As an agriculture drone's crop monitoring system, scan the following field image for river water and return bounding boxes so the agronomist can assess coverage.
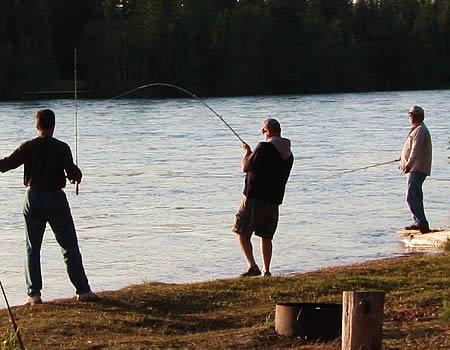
[0,89,448,306]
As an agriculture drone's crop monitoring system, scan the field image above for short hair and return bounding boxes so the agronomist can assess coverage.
[264,118,281,134]
[36,109,55,130]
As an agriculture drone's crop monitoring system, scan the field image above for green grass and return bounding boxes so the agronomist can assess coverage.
[443,300,450,323]
[1,326,20,350]
[0,254,449,349]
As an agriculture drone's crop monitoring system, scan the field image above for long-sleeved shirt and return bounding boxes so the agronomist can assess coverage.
[0,136,82,191]
[400,122,432,176]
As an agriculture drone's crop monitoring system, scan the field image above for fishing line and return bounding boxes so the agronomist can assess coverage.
[107,83,400,183]
[107,83,246,144]
[295,158,400,186]
[0,280,25,350]
[322,158,400,180]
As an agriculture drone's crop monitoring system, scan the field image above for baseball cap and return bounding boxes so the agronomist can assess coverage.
[408,105,424,118]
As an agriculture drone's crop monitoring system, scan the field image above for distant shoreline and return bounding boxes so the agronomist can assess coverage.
[6,86,450,102]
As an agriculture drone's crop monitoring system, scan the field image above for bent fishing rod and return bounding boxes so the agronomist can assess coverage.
[0,280,25,350]
[322,158,400,180]
[107,83,246,144]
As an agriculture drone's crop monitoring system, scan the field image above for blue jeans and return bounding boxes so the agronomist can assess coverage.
[23,190,90,296]
[406,171,429,228]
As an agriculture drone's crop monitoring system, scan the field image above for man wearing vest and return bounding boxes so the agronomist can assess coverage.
[233,118,294,277]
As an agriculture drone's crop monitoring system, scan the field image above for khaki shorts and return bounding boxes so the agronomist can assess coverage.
[232,197,279,240]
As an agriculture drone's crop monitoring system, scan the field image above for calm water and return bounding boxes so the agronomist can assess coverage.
[0,90,448,306]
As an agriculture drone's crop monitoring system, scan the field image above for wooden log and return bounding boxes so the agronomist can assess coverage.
[342,291,385,350]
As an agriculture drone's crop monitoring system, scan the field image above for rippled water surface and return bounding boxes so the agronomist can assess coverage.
[0,90,448,305]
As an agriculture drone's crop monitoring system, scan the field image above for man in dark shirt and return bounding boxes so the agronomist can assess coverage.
[232,118,293,277]
[0,109,98,304]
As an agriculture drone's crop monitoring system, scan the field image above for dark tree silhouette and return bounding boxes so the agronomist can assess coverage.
[0,0,448,99]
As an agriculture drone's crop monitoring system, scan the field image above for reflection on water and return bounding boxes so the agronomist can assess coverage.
[0,90,448,305]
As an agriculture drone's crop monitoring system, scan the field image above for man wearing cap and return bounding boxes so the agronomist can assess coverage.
[399,105,432,234]
[0,109,99,304]
[232,118,294,277]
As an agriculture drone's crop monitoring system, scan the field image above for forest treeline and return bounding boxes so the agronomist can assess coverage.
[1,0,449,99]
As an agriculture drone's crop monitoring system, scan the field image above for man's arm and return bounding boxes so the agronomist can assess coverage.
[63,145,82,183]
[242,142,266,173]
[241,142,253,173]
[0,144,26,173]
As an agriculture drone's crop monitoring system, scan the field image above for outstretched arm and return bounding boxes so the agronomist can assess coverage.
[0,144,26,173]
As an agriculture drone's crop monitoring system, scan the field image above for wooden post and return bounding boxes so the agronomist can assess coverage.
[342,291,385,350]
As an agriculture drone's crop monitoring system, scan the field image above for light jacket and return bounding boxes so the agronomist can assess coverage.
[400,122,432,176]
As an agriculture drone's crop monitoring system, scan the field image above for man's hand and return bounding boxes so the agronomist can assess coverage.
[67,173,82,185]
[242,142,252,156]
[403,165,411,174]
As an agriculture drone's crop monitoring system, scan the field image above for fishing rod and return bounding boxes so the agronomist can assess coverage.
[323,158,400,180]
[74,48,79,195]
[107,83,246,144]
[0,280,25,350]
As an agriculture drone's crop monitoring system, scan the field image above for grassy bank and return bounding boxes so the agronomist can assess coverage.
[1,254,449,349]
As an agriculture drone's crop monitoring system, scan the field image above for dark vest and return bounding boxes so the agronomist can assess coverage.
[243,142,293,205]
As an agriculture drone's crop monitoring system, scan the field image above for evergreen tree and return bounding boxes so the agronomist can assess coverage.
[0,0,449,99]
